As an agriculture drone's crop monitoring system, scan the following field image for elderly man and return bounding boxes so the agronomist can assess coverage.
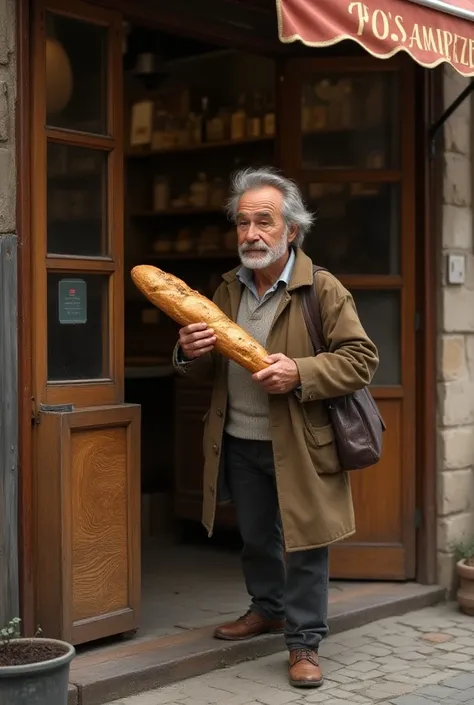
[173,167,378,688]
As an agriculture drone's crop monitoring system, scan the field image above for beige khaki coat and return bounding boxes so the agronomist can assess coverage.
[174,248,379,551]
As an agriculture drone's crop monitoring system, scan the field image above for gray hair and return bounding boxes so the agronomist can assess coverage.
[226,167,314,247]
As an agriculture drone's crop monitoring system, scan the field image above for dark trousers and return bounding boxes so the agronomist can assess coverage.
[225,432,329,651]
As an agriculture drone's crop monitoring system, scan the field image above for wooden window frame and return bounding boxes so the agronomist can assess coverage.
[31,0,124,409]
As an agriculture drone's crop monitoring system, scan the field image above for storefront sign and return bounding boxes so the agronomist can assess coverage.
[58,278,87,324]
[277,0,474,76]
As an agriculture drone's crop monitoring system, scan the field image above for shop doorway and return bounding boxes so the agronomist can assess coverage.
[28,0,418,647]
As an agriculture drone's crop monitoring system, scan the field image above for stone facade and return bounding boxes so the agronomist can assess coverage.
[0,0,15,232]
[437,66,474,591]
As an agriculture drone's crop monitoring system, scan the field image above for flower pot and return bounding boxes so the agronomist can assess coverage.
[0,638,75,704]
[457,559,474,616]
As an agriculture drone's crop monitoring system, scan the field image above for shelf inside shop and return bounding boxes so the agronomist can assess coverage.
[131,207,226,217]
[126,134,274,158]
[145,251,238,261]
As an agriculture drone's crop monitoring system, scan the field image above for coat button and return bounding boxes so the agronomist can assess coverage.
[213,443,219,455]
[210,484,215,495]
[217,408,223,417]
[309,394,315,400]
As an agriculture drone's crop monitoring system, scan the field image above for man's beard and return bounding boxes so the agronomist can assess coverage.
[238,231,289,270]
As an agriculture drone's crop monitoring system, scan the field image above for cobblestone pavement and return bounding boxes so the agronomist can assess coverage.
[108,603,474,705]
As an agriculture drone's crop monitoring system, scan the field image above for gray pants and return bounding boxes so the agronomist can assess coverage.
[224,432,329,651]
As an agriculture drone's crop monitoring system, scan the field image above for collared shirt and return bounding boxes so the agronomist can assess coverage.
[236,247,296,304]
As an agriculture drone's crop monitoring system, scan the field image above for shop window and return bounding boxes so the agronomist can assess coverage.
[300,72,399,170]
[352,290,401,386]
[46,12,107,134]
[47,143,108,256]
[303,182,400,275]
[47,273,109,382]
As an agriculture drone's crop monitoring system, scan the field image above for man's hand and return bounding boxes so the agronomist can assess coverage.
[252,353,300,394]
[179,322,216,360]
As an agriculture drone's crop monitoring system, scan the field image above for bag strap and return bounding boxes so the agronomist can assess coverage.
[301,265,327,355]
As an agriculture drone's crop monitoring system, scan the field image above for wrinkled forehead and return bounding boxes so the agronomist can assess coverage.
[236,186,283,219]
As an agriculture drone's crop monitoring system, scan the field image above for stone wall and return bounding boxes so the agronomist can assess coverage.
[437,66,474,591]
[0,0,17,624]
[0,0,15,231]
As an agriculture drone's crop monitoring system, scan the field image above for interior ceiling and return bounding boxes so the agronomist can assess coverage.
[126,26,221,67]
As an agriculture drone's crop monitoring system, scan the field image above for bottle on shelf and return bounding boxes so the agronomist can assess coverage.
[189,172,209,208]
[207,102,226,143]
[263,94,276,137]
[201,96,210,143]
[187,112,199,145]
[209,177,226,208]
[231,93,247,141]
[247,92,263,139]
[151,100,169,151]
[153,175,170,212]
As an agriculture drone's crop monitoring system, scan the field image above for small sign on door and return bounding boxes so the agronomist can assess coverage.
[58,278,87,324]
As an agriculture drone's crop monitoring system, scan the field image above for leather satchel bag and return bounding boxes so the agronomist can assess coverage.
[301,266,386,471]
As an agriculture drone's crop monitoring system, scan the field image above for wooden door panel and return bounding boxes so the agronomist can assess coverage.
[349,399,402,543]
[71,425,129,622]
[36,404,140,645]
[278,55,416,580]
[330,399,409,580]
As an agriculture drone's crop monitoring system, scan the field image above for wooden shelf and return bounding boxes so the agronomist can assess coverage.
[131,207,225,217]
[146,251,237,261]
[302,123,385,136]
[126,134,274,158]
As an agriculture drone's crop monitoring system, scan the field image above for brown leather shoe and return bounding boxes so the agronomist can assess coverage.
[214,610,284,641]
[288,649,323,688]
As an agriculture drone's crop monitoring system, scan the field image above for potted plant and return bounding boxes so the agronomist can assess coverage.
[0,618,75,704]
[454,538,474,615]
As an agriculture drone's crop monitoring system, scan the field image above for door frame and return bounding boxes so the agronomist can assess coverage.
[16,0,439,634]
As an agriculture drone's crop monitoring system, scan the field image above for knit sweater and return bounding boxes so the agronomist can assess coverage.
[225,284,285,441]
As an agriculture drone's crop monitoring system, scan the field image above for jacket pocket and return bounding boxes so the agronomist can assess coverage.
[304,421,341,475]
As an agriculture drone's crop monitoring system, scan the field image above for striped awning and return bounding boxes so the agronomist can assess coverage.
[277,0,474,75]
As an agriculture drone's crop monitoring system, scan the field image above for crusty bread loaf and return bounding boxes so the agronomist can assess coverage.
[131,264,270,373]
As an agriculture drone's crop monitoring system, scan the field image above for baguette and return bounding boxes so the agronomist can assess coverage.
[131,264,270,373]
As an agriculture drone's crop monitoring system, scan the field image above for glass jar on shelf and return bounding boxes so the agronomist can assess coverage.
[175,227,194,253]
[247,92,263,139]
[189,173,209,208]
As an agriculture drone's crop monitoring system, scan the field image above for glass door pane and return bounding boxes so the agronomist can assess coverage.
[302,182,400,274]
[351,290,401,386]
[46,11,107,134]
[301,71,399,170]
[47,273,110,381]
[47,142,108,256]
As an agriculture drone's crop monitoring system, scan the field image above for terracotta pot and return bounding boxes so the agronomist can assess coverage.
[457,559,474,615]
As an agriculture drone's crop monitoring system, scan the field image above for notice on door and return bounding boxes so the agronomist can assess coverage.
[58,278,87,324]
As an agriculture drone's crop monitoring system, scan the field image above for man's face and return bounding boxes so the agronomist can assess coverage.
[235,186,296,270]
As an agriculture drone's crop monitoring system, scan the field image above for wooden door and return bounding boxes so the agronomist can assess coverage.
[31,0,141,644]
[279,56,416,580]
